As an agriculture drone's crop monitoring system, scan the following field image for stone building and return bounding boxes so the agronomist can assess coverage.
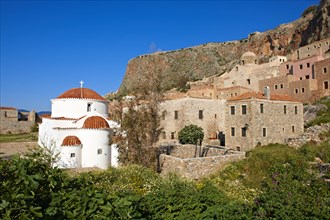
[218,52,286,91]
[259,55,329,102]
[225,90,304,152]
[293,38,330,60]
[0,107,39,134]
[38,86,118,169]
[0,107,18,121]
[159,97,226,145]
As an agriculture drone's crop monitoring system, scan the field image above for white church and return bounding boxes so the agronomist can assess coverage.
[38,82,118,169]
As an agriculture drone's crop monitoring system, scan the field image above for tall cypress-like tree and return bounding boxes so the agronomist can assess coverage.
[110,57,163,170]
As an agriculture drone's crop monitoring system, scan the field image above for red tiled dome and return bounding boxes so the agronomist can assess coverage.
[82,116,110,129]
[61,136,82,146]
[57,88,106,100]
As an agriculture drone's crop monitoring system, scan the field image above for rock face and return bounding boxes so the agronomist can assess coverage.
[119,0,330,96]
[287,123,330,147]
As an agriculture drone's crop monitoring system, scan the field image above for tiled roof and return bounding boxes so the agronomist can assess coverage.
[61,136,82,146]
[57,88,106,100]
[82,116,110,129]
[0,107,17,110]
[228,91,298,102]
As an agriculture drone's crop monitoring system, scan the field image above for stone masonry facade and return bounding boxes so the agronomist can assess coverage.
[225,94,304,152]
[159,144,245,180]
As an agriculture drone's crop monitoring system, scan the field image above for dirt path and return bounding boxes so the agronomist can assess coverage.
[0,142,38,158]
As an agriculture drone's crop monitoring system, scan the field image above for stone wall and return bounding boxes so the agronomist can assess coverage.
[0,120,34,134]
[158,144,245,179]
[225,99,304,151]
[160,153,245,180]
[159,97,226,145]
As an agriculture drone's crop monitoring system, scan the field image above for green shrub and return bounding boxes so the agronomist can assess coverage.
[178,124,204,145]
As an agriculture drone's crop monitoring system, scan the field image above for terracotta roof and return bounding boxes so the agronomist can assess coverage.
[57,88,106,100]
[0,107,17,110]
[228,91,298,102]
[61,136,82,146]
[82,116,110,129]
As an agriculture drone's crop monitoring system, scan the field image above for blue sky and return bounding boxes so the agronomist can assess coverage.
[1,0,319,111]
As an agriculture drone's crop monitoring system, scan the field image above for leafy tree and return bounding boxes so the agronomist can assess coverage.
[178,124,204,145]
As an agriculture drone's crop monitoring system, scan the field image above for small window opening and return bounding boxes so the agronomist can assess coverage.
[307,63,310,68]
[262,128,267,137]
[300,64,303,69]
[295,89,299,94]
[70,153,75,158]
[231,127,235,137]
[174,110,178,119]
[260,103,264,113]
[171,132,175,139]
[302,88,305,93]
[242,105,247,115]
[230,106,235,115]
[284,105,287,114]
[275,85,278,90]
[292,126,295,132]
[324,68,327,73]
[286,64,289,70]
[324,81,329,89]
[87,103,92,112]
[247,79,250,85]
[199,110,203,119]
[241,128,247,137]
[295,106,298,114]
[236,146,241,151]
[305,75,310,79]
[97,149,102,155]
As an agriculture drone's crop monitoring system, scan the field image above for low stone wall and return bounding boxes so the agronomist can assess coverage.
[160,153,245,180]
[169,144,236,158]
[0,120,34,134]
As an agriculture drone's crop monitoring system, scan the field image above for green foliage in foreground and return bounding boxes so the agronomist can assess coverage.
[1,143,329,219]
[0,133,38,143]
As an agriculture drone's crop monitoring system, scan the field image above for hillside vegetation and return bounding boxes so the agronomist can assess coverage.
[1,142,329,219]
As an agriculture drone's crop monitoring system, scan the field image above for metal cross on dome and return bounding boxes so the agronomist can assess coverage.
[80,80,84,88]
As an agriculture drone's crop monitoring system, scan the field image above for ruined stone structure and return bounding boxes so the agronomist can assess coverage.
[159,144,245,180]
[225,91,304,152]
[0,107,18,122]
[0,107,38,134]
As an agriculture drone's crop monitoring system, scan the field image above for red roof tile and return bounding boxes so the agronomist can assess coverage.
[57,88,106,100]
[0,107,17,110]
[228,91,299,102]
[61,136,82,146]
[82,116,109,129]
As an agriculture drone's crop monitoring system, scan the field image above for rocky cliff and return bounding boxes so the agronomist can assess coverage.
[119,0,330,96]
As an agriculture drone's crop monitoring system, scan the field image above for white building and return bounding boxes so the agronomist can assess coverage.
[38,86,118,169]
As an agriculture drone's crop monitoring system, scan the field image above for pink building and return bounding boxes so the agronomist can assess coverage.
[280,56,324,81]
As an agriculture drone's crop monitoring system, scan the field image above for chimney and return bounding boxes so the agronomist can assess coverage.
[264,86,270,100]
